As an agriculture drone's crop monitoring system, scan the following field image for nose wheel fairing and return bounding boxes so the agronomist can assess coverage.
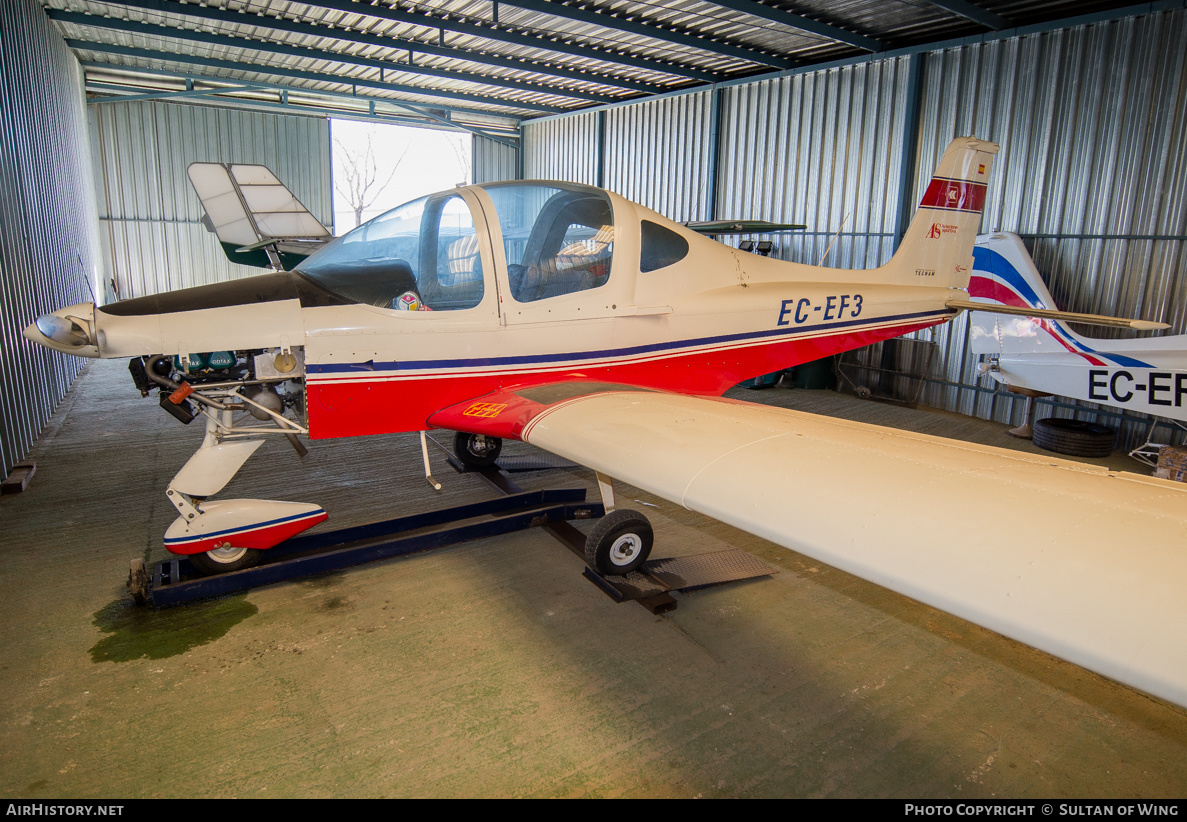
[163,397,325,573]
[164,499,328,555]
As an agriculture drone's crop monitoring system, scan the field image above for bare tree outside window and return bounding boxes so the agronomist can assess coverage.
[331,119,473,233]
[334,127,409,229]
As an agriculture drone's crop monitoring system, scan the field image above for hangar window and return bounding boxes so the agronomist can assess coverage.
[484,183,614,303]
[296,193,483,311]
[639,220,689,272]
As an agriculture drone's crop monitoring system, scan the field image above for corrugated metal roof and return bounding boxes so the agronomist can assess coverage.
[42,0,1155,129]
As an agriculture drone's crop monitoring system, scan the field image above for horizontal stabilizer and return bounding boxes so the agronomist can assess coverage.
[684,219,806,235]
[187,162,331,270]
[946,298,1170,331]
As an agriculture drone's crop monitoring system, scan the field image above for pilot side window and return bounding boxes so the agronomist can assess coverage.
[295,193,483,311]
[639,220,689,272]
[484,183,614,303]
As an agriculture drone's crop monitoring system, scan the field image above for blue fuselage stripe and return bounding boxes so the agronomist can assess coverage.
[164,509,325,544]
[306,309,951,375]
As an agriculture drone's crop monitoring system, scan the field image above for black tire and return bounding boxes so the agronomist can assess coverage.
[1032,417,1115,458]
[585,509,653,576]
[186,545,263,576]
[454,432,503,469]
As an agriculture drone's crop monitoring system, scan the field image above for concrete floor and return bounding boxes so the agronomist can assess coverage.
[1,359,1185,798]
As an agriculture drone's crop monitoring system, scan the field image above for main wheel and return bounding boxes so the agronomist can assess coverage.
[1032,417,1115,458]
[585,509,653,576]
[187,543,263,576]
[454,432,503,469]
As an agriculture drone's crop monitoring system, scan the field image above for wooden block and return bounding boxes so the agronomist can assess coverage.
[1,461,36,494]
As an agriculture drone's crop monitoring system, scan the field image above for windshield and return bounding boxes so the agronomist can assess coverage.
[296,192,483,311]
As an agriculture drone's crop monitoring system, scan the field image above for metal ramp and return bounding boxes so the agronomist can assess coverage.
[448,452,779,615]
[136,446,778,611]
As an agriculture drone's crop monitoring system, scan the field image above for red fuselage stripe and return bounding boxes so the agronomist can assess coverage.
[306,318,945,439]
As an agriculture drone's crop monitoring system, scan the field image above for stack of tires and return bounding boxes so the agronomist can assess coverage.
[1032,417,1115,458]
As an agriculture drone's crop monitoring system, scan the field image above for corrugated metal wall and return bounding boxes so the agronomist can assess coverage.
[912,13,1187,449]
[89,101,332,301]
[522,6,1187,449]
[472,134,520,183]
[0,0,103,480]
[523,110,600,184]
[604,92,714,222]
[718,59,911,269]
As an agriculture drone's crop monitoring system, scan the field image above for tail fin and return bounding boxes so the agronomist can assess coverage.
[965,232,1170,355]
[880,137,1000,287]
[187,162,331,270]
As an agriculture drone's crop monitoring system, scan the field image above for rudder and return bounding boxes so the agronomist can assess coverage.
[881,137,1000,288]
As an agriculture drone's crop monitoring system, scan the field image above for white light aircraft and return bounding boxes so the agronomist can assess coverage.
[969,232,1187,448]
[24,138,1187,709]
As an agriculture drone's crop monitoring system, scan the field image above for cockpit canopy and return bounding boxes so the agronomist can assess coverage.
[296,182,617,311]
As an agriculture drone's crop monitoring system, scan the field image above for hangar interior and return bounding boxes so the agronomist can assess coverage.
[1,0,1186,799]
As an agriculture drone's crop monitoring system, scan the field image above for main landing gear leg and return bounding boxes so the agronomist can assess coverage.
[584,472,652,575]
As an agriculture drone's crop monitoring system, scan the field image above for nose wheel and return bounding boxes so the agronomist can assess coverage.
[585,509,653,575]
[454,432,503,469]
[187,544,263,576]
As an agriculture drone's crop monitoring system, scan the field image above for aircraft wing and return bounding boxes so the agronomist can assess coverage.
[187,162,332,270]
[431,386,1187,708]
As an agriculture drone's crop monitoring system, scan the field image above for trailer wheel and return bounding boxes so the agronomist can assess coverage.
[187,544,263,576]
[454,432,502,469]
[1032,417,1115,458]
[585,509,653,575]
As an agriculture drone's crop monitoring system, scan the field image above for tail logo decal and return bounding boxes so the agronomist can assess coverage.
[920,177,988,213]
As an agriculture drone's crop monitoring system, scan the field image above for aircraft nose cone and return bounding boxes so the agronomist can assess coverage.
[23,302,99,356]
[31,313,91,346]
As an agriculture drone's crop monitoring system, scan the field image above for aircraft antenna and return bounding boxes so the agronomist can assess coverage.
[816,212,850,267]
[75,252,96,304]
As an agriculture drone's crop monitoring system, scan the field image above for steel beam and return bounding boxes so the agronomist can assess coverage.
[50,0,663,95]
[93,0,721,83]
[498,0,794,68]
[52,11,622,105]
[68,40,568,114]
[82,64,522,145]
[893,53,925,247]
[85,82,259,105]
[698,0,882,51]
[920,0,1012,30]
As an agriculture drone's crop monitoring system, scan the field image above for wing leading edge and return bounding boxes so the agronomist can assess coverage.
[431,388,1187,708]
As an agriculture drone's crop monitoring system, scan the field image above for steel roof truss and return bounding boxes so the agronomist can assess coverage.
[95,0,720,82]
[52,11,623,105]
[62,0,663,95]
[69,40,564,114]
[918,0,1012,30]
[497,0,794,68]
[696,0,882,51]
[82,66,521,146]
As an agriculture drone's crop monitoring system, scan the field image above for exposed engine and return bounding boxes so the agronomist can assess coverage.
[128,348,308,454]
